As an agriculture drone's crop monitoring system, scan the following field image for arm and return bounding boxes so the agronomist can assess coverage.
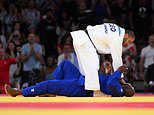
[35,53,45,65]
[110,39,123,72]
[106,65,127,97]
[20,45,33,62]
[107,71,123,97]
[129,43,137,57]
[20,54,30,62]
[34,45,45,65]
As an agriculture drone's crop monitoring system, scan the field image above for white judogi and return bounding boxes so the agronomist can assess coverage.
[70,23,125,90]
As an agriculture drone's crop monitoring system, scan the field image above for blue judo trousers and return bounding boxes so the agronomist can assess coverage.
[22,60,124,97]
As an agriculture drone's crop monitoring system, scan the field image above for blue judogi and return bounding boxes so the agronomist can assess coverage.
[22,60,124,97]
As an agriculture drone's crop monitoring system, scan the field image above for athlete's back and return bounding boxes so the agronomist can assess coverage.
[87,23,125,40]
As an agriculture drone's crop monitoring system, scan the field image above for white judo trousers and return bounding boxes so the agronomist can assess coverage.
[71,30,100,90]
[71,23,125,90]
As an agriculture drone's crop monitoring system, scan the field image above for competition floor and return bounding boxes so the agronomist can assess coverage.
[0,94,154,115]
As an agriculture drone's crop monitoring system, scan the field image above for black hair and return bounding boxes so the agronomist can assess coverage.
[6,40,17,57]
[122,84,135,97]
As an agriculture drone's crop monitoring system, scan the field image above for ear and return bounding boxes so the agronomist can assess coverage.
[124,33,129,38]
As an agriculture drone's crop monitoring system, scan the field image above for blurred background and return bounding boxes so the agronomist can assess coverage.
[0,0,154,94]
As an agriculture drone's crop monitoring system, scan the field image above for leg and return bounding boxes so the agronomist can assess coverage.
[21,80,57,97]
[21,80,82,97]
[5,79,85,97]
[5,80,59,97]
[71,30,100,90]
[52,60,81,80]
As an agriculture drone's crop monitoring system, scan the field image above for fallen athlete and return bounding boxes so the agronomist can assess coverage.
[5,60,135,97]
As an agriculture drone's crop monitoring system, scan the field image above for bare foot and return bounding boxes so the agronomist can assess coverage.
[5,84,21,97]
[93,90,111,97]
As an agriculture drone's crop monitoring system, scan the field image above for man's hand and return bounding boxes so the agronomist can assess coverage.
[29,45,35,56]
[103,61,112,74]
[117,65,128,73]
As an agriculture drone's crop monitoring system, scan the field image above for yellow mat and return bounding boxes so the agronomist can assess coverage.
[0,96,154,115]
[0,96,154,102]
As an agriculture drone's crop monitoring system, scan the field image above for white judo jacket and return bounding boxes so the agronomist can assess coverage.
[71,23,125,90]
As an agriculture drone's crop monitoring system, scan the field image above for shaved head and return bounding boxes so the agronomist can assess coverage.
[122,83,135,97]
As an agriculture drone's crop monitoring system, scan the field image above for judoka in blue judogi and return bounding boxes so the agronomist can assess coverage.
[5,60,135,97]
[22,60,128,97]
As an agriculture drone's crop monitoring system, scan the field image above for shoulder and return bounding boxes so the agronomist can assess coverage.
[35,43,42,48]
[22,43,29,48]
[6,58,16,63]
[142,45,150,51]
[8,58,16,61]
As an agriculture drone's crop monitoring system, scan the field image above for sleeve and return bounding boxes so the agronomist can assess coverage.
[110,39,123,72]
[107,71,123,97]
[35,44,42,54]
[140,48,145,58]
[8,58,17,65]
[110,37,124,78]
[107,71,122,83]
[21,45,27,55]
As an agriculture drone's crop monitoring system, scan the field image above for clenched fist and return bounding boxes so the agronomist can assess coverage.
[117,65,128,73]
